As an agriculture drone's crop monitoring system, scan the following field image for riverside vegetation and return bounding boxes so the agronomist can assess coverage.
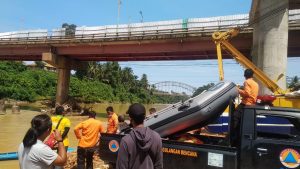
[1,61,298,104]
[0,61,191,104]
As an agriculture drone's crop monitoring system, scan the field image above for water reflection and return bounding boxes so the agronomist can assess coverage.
[0,110,89,168]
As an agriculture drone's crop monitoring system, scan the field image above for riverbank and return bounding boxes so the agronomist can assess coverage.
[0,109,108,169]
[0,103,169,169]
[65,152,112,169]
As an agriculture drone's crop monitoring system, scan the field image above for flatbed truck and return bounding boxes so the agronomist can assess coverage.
[99,104,300,169]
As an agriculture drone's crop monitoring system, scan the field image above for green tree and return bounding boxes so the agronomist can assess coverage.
[87,62,102,80]
[103,62,121,87]
[121,67,135,87]
[62,23,77,37]
[0,61,192,104]
[0,61,27,72]
[288,76,300,91]
[140,74,149,89]
[192,83,215,97]
[35,61,45,69]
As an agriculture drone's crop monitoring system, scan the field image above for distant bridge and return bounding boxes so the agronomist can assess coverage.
[151,81,197,96]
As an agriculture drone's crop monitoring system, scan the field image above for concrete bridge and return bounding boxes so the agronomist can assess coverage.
[0,1,299,104]
[0,10,299,62]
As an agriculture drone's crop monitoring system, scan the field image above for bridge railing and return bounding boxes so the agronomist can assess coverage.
[0,19,249,42]
[74,14,249,37]
[0,10,299,43]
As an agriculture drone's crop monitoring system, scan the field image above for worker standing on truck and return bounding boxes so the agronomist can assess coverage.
[232,69,259,146]
[106,106,119,134]
[238,69,259,106]
[116,103,163,169]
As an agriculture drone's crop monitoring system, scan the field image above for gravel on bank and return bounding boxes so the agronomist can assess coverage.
[64,151,113,169]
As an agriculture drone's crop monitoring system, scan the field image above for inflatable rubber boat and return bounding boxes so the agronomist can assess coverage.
[144,81,238,137]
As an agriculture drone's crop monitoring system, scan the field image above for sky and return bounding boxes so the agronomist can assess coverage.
[0,0,299,88]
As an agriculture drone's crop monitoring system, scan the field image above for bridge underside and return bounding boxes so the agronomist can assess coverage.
[290,0,300,9]
[250,0,300,21]
[0,30,299,62]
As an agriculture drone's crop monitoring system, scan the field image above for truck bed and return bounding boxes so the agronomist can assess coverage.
[99,133,238,169]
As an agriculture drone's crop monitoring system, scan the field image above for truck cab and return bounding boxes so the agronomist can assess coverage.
[239,106,300,169]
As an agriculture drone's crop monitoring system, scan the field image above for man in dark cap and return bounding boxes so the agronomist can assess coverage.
[116,103,163,169]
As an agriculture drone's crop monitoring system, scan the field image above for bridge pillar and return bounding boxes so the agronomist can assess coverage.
[56,68,70,105]
[42,53,71,105]
[251,0,288,94]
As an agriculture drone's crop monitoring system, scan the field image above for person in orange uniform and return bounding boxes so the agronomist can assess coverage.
[106,106,119,134]
[74,111,104,169]
[232,69,259,146]
[237,69,259,106]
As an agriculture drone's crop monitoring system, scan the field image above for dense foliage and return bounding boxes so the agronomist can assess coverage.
[288,76,300,91]
[62,23,77,37]
[192,83,215,97]
[2,61,298,104]
[0,61,188,103]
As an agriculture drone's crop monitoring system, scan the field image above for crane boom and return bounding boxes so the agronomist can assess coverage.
[212,28,285,95]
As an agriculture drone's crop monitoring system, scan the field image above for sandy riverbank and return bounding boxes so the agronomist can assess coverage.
[0,109,110,169]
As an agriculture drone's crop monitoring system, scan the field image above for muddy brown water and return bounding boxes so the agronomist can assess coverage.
[0,104,168,168]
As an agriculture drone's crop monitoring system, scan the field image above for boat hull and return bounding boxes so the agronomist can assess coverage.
[144,81,238,137]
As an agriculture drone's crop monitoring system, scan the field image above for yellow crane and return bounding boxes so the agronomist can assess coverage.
[212,28,300,108]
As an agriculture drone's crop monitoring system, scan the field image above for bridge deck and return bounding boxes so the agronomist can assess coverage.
[0,11,299,61]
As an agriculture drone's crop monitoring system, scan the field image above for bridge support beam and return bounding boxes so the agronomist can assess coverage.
[56,67,70,105]
[251,0,288,94]
[42,52,71,105]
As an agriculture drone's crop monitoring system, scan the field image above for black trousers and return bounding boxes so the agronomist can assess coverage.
[77,146,96,169]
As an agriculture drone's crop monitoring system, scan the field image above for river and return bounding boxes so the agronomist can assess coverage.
[0,103,168,168]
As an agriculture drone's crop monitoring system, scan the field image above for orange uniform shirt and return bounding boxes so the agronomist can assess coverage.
[106,113,118,134]
[74,118,104,148]
[238,78,259,105]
